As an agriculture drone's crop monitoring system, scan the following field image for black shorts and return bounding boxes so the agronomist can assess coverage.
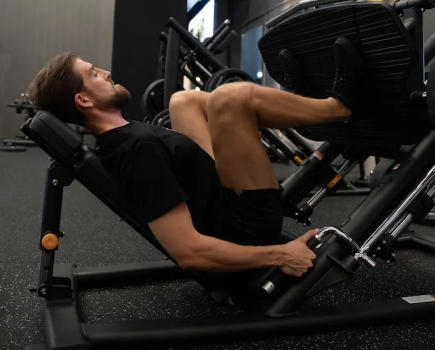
[216,187,284,246]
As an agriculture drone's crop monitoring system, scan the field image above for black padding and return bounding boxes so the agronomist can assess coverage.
[21,111,83,162]
[259,2,430,158]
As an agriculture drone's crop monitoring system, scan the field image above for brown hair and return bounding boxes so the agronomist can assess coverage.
[28,52,85,125]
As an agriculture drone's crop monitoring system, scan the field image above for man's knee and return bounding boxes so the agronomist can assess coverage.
[206,82,257,119]
[169,90,208,115]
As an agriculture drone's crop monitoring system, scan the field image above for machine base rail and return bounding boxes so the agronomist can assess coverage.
[25,263,435,349]
[3,139,35,146]
[76,260,186,288]
[422,211,435,226]
[397,230,435,253]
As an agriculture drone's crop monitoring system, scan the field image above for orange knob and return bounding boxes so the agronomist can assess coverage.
[41,233,59,250]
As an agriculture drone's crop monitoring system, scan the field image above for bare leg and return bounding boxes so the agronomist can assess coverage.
[169,90,214,159]
[207,86,279,193]
[206,82,350,192]
[173,83,349,192]
[209,82,350,130]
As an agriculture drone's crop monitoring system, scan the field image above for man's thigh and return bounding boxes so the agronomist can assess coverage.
[169,90,215,159]
[207,84,284,245]
[208,99,280,194]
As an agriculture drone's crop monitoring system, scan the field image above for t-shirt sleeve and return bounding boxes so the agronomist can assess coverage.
[123,141,188,223]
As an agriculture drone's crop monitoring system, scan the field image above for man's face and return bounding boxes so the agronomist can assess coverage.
[74,58,131,111]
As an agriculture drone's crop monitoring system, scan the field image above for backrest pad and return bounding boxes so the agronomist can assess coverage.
[22,111,83,162]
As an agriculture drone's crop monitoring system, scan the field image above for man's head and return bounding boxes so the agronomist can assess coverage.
[28,52,131,126]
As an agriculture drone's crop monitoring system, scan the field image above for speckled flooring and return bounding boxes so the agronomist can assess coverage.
[1,147,435,350]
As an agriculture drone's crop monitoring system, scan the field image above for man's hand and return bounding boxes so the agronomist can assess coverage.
[279,229,319,277]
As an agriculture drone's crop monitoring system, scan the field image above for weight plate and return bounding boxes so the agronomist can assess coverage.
[158,114,172,129]
[141,80,185,123]
[141,79,166,122]
[204,68,254,93]
[151,109,170,127]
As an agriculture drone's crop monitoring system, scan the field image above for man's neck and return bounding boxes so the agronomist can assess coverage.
[85,111,130,136]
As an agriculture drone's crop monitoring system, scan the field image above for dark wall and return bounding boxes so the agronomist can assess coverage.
[0,0,115,139]
[218,0,296,70]
[112,0,187,121]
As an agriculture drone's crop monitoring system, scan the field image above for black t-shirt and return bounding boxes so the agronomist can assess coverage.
[95,120,223,238]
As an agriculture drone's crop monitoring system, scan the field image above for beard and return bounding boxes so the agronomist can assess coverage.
[97,84,131,110]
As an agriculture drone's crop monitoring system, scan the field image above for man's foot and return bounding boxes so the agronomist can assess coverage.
[328,37,365,118]
[279,49,305,95]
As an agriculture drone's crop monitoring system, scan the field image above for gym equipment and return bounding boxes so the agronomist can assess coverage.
[23,1,435,348]
[141,79,184,123]
[1,94,37,152]
[141,79,166,122]
[203,68,254,92]
[3,94,93,150]
[150,109,172,129]
[142,18,237,123]
[425,32,435,67]
[258,0,435,222]
[156,16,373,194]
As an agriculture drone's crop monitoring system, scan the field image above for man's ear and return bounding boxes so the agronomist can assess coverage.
[74,92,93,109]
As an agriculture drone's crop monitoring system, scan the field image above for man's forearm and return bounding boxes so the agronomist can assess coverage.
[181,234,284,272]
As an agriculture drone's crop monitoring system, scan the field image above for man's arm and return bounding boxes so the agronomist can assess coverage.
[149,202,317,275]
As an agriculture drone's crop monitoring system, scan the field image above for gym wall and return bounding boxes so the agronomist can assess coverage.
[111,0,187,121]
[0,0,115,140]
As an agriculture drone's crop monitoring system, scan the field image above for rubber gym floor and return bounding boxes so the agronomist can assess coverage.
[1,146,435,350]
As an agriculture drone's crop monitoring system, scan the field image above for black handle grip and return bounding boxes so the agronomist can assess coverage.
[307,236,321,250]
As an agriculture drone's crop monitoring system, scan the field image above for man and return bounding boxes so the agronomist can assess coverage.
[28,37,363,291]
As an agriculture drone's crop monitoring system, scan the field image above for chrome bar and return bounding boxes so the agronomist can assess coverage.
[386,182,435,236]
[390,214,414,238]
[307,188,327,208]
[390,183,435,238]
[306,159,359,209]
[360,164,435,254]
[316,227,360,252]
[428,184,435,197]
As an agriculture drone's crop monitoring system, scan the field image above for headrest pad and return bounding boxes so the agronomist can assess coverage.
[21,110,83,162]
